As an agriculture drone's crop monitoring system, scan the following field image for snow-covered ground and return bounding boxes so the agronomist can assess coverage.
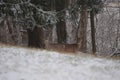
[0,45,120,80]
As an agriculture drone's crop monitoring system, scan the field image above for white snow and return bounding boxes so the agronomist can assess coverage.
[0,45,120,80]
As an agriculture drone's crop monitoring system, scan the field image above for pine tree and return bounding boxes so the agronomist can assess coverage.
[77,0,88,53]
[88,0,103,55]
[0,0,56,48]
[55,0,67,43]
[76,0,103,54]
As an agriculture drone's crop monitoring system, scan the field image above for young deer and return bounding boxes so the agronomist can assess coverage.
[46,41,78,53]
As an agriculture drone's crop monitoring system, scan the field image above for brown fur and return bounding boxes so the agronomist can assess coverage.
[46,43,78,53]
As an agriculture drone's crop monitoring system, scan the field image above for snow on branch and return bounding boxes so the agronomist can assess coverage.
[0,0,31,5]
[0,0,57,29]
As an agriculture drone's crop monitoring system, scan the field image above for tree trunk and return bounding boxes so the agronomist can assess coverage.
[78,4,87,53]
[56,21,66,43]
[90,10,96,55]
[27,27,45,48]
[55,0,67,43]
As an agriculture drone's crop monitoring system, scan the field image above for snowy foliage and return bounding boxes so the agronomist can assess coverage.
[0,0,104,30]
[0,0,57,30]
[76,0,104,13]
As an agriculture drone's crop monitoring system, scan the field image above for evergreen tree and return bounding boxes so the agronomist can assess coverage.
[0,0,56,48]
[76,0,104,54]
[0,0,104,52]
[55,0,67,43]
[88,0,103,55]
[76,0,88,53]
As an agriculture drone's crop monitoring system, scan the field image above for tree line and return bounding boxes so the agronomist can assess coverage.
[0,0,111,55]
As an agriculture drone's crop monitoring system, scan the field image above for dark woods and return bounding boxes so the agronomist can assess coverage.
[1,0,114,55]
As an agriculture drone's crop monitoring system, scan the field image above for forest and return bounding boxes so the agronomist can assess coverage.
[0,0,120,57]
[0,0,120,80]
